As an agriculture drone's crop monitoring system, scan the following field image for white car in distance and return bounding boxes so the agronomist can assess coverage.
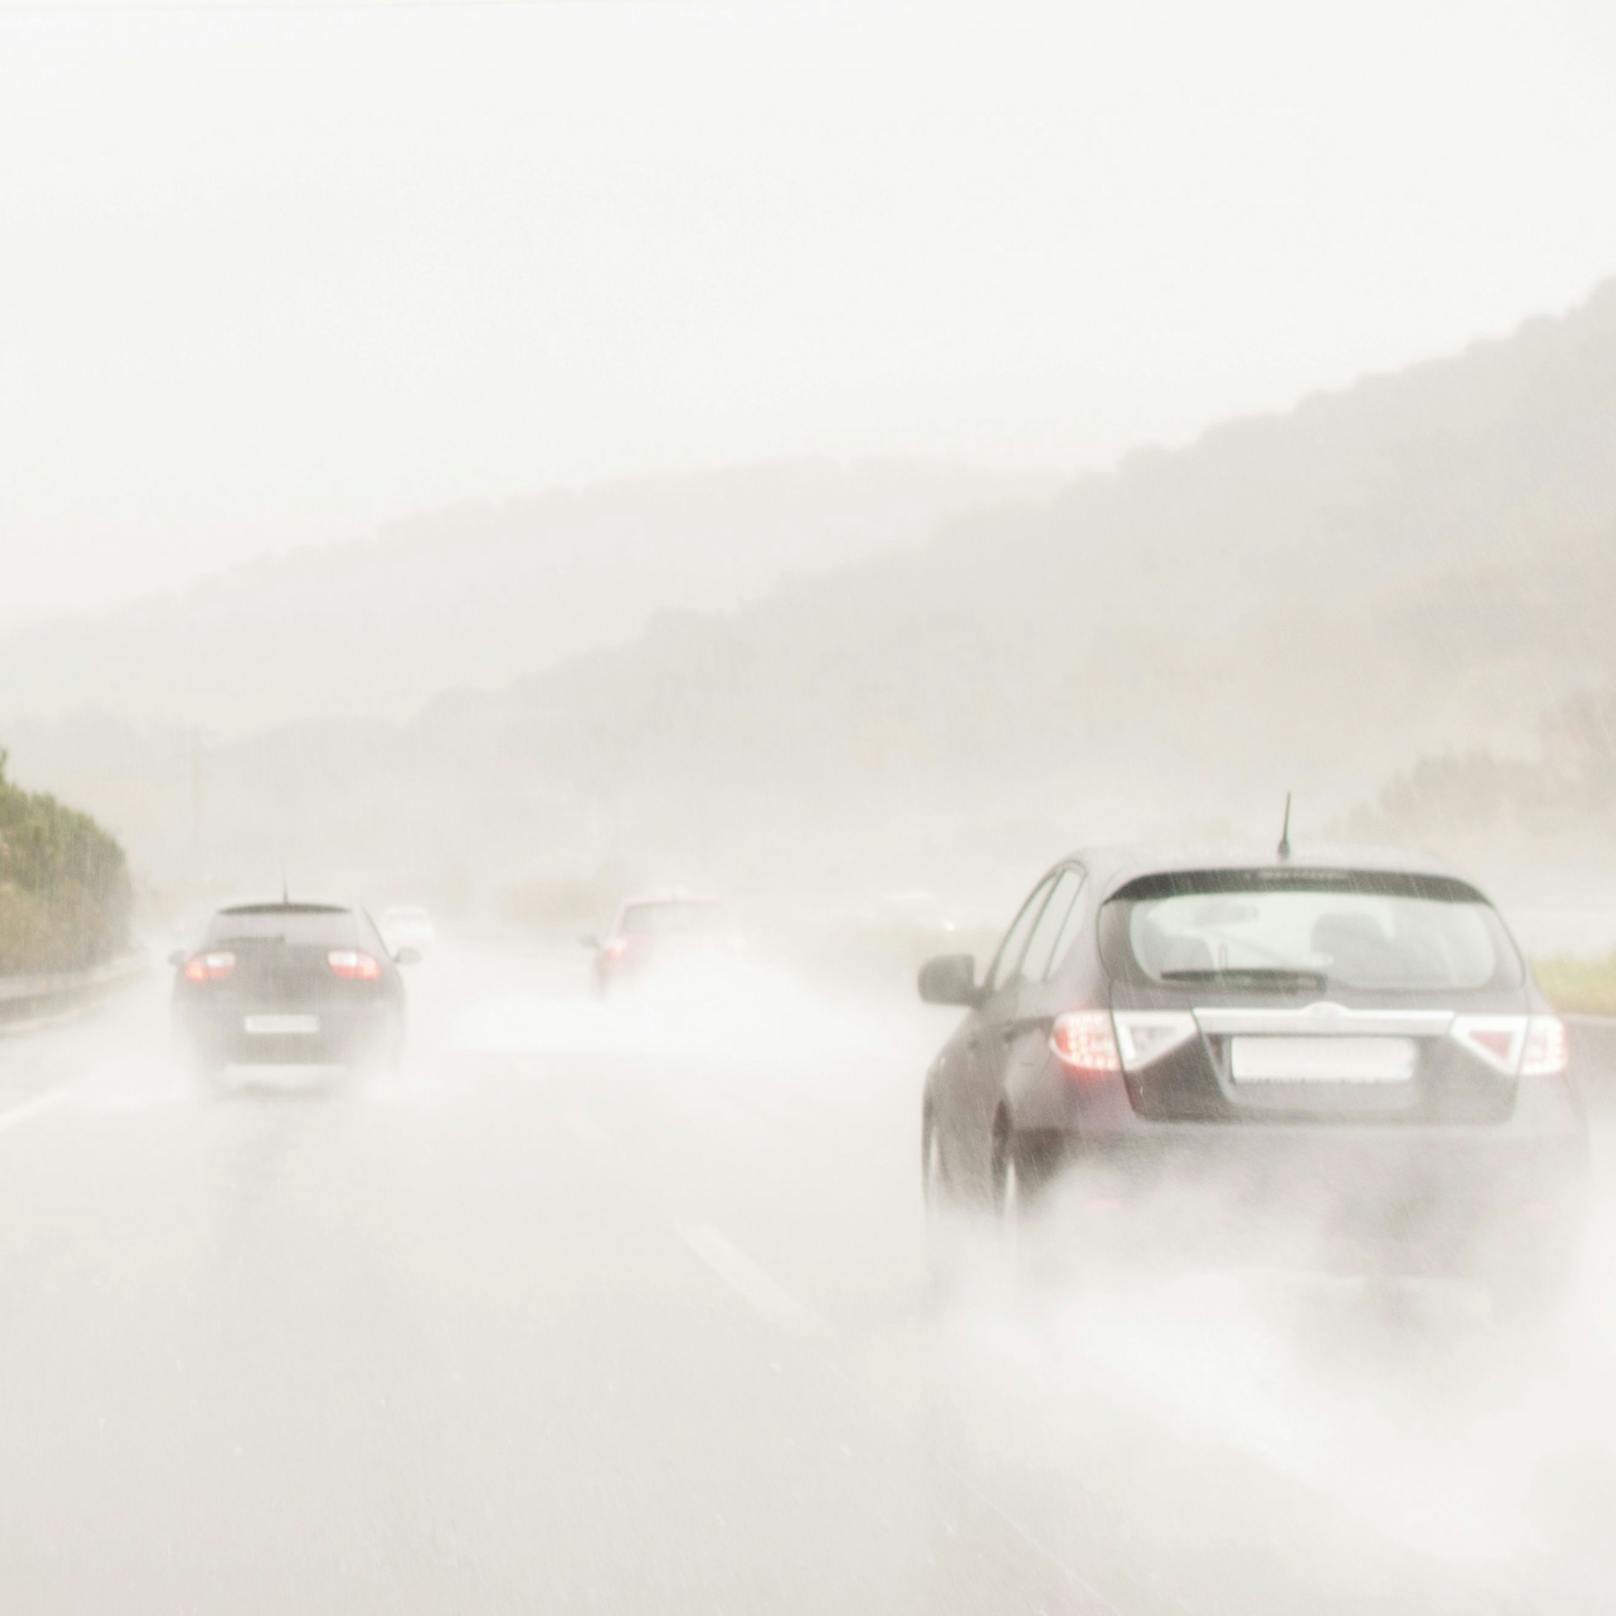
[379,905,437,958]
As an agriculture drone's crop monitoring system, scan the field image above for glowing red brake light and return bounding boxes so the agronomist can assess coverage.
[327,949,382,982]
[183,950,235,983]
[1050,1010,1122,1079]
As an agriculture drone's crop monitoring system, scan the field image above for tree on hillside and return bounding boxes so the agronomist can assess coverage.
[1341,686,1616,851]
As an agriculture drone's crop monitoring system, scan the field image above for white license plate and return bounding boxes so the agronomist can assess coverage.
[244,1013,319,1036]
[1231,1036,1416,1084]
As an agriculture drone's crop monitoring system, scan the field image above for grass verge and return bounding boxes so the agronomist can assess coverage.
[1533,954,1616,1017]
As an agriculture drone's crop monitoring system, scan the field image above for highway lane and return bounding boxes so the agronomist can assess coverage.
[0,950,1609,1613]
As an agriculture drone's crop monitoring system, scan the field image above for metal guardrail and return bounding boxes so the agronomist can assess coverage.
[0,953,148,1030]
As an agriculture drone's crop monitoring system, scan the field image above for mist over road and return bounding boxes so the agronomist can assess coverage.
[0,952,1608,1614]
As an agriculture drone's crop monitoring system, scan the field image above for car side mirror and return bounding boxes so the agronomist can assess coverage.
[579,933,600,950]
[393,947,422,966]
[919,953,981,1007]
[167,948,187,968]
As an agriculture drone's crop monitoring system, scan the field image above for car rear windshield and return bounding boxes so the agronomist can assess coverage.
[1100,869,1523,994]
[620,901,732,936]
[208,905,357,947]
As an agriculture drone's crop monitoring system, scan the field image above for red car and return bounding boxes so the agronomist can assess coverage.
[589,894,745,996]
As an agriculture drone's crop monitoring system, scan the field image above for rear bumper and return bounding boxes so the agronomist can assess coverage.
[174,1001,397,1067]
[1009,1054,1588,1275]
[1030,1121,1586,1276]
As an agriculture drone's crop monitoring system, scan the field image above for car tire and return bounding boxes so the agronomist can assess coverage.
[992,1122,1070,1282]
[922,1110,953,1208]
[992,1123,1063,1218]
[922,1110,974,1295]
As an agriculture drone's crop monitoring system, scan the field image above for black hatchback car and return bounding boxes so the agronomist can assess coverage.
[919,846,1588,1310]
[172,901,414,1079]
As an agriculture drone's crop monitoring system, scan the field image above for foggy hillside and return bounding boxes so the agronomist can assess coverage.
[12,279,1616,905]
[394,277,1616,886]
[0,460,1042,734]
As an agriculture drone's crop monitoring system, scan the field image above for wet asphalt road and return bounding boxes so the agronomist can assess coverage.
[0,948,1610,1614]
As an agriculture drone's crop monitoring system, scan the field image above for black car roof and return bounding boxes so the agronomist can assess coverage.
[1061,844,1479,904]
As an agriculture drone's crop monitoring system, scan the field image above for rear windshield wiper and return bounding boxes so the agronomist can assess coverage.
[1159,967,1329,991]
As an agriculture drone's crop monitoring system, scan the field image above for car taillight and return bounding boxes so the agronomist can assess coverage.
[1450,1014,1568,1077]
[603,937,630,962]
[1521,1015,1569,1077]
[1112,1010,1199,1071]
[1449,1015,1525,1074]
[1050,1011,1122,1079]
[183,950,236,983]
[327,949,382,981]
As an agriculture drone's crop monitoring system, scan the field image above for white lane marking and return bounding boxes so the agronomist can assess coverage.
[678,1222,826,1335]
[0,1084,77,1137]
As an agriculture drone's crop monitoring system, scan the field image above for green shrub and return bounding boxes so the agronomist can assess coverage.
[0,749,131,974]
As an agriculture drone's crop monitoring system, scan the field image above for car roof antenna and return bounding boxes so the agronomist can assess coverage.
[1277,791,1293,862]
[281,862,290,905]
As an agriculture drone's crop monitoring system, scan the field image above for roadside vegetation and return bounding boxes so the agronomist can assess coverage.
[1343,685,1616,855]
[0,750,131,974]
[1534,954,1616,1017]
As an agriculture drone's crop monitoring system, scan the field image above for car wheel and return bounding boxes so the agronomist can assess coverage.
[992,1123,1061,1219]
[990,1122,1029,1270]
[922,1111,953,1208]
[994,1125,1048,1283]
[991,1124,1017,1215]
[992,1122,1070,1281]
[922,1111,974,1294]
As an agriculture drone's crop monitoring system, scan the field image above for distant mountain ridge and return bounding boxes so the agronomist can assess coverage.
[9,278,1616,902]
[0,459,1046,735]
[384,274,1616,889]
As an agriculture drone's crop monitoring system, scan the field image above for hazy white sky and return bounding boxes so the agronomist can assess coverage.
[2,0,1614,626]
